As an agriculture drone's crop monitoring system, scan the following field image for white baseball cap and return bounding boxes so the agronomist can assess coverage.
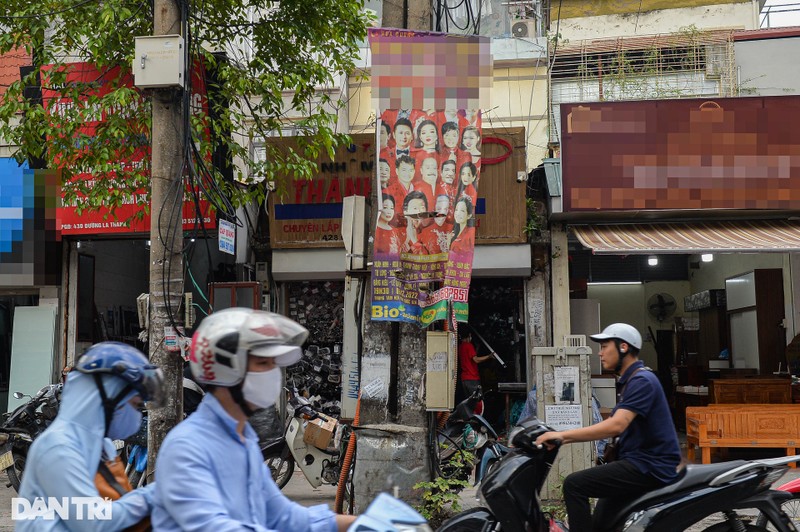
[589,323,642,350]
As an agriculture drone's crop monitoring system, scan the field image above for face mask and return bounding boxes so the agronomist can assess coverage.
[107,401,143,440]
[242,367,283,410]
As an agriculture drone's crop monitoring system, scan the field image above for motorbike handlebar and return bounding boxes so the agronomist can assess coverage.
[535,439,563,451]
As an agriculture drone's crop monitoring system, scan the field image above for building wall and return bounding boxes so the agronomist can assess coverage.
[553,2,757,41]
[735,35,800,96]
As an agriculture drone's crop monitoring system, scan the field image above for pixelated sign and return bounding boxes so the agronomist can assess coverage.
[368,28,492,111]
[368,29,493,326]
[561,96,800,211]
[0,163,61,286]
[39,62,216,234]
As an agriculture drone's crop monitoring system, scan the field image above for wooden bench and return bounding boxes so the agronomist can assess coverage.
[685,404,800,467]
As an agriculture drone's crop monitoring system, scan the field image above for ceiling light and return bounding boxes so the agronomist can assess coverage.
[587,281,643,286]
[648,255,658,266]
[701,253,713,262]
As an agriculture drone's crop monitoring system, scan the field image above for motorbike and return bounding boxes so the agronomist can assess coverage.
[440,417,800,532]
[0,383,63,491]
[431,386,502,485]
[756,473,800,528]
[263,387,354,497]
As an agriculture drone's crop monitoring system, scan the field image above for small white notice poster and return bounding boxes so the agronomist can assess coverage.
[554,365,580,404]
[218,219,236,255]
[545,404,583,431]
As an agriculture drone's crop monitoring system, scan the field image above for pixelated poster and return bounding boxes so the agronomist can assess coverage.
[0,162,61,286]
[561,96,800,211]
[368,30,491,326]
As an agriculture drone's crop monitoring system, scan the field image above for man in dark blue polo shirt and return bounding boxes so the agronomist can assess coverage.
[535,323,681,531]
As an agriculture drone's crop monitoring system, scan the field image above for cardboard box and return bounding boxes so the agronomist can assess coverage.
[303,417,336,449]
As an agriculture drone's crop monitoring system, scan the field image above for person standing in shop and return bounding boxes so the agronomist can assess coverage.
[458,330,494,398]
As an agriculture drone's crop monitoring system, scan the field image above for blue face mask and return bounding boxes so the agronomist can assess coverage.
[107,401,143,440]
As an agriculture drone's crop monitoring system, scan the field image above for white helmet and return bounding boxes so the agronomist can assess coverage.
[189,308,309,386]
[590,323,642,350]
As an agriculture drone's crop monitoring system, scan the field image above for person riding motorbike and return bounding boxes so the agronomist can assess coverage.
[17,341,165,531]
[151,307,357,531]
[534,323,682,531]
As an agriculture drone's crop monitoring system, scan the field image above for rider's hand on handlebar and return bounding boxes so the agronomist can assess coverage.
[534,431,563,450]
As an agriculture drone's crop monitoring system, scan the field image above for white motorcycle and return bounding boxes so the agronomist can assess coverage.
[263,388,355,498]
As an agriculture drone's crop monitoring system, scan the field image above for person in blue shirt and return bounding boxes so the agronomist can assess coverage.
[17,341,164,531]
[151,308,357,531]
[535,323,681,531]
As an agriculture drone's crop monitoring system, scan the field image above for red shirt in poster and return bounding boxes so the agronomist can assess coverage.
[450,226,475,254]
[374,225,404,255]
[420,221,452,254]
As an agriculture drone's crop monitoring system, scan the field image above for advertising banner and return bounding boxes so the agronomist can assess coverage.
[368,29,491,326]
[39,62,215,235]
[372,109,482,325]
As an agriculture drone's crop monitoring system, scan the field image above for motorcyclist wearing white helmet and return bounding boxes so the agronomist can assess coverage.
[535,323,681,531]
[151,308,357,531]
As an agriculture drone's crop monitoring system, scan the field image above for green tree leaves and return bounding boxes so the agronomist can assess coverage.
[0,0,374,220]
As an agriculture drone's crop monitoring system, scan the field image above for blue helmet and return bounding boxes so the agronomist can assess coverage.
[76,342,165,407]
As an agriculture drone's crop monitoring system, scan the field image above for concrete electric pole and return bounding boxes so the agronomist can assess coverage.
[146,0,185,473]
[351,0,433,510]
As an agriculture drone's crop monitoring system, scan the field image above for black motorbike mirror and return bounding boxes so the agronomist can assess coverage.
[12,392,26,400]
[511,417,557,452]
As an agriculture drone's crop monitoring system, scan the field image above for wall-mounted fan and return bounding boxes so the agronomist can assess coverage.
[647,293,677,322]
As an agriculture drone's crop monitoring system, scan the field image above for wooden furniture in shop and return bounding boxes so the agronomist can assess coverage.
[685,404,800,467]
[708,378,792,404]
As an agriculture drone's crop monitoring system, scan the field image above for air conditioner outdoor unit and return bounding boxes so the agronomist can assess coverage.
[512,19,537,39]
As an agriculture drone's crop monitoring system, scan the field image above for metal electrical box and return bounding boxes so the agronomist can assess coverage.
[425,331,457,411]
[341,196,366,271]
[531,346,593,499]
[133,35,185,88]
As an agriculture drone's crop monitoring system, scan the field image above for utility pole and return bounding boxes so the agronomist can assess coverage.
[351,0,433,511]
[147,0,185,473]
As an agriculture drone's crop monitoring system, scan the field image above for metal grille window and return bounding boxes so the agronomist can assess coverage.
[549,30,736,143]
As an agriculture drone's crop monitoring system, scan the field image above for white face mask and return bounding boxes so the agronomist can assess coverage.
[241,367,283,409]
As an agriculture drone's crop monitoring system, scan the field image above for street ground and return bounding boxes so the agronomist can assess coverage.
[0,444,797,530]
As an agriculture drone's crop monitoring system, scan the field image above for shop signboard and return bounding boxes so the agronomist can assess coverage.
[266,136,375,248]
[39,62,215,235]
[561,96,800,212]
[367,29,495,326]
[265,129,526,250]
